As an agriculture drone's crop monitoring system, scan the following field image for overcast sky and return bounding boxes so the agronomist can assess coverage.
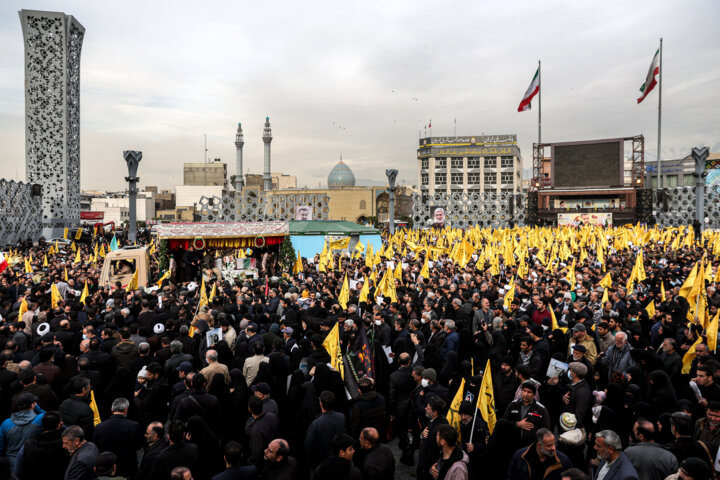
[1,1,718,191]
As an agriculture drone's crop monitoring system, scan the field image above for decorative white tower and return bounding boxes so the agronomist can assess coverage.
[234,122,244,191]
[262,116,272,191]
[19,9,84,238]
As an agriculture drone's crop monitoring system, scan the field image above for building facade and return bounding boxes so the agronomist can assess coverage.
[183,161,227,186]
[89,191,156,225]
[417,134,522,195]
[645,153,720,189]
[20,10,85,238]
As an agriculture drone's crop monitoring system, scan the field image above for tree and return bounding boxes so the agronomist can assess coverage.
[278,236,296,272]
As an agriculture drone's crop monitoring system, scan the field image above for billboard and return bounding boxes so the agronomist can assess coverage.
[558,213,613,227]
[80,211,104,220]
[552,139,624,188]
[294,206,313,220]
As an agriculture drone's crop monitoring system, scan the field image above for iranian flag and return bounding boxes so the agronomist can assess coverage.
[0,252,7,274]
[637,49,660,104]
[518,67,540,112]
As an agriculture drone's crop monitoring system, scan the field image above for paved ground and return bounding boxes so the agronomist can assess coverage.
[387,436,417,479]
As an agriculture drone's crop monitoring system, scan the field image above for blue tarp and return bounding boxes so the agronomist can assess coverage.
[289,234,383,259]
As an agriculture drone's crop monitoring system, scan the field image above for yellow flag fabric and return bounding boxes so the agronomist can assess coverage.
[354,241,365,253]
[645,301,655,318]
[126,269,139,292]
[322,323,344,380]
[420,255,430,279]
[43,255,48,267]
[79,280,89,304]
[446,378,466,437]
[359,276,370,303]
[599,273,612,289]
[73,248,81,264]
[682,335,703,374]
[476,360,497,434]
[64,267,69,282]
[156,271,171,288]
[601,288,609,304]
[679,262,699,299]
[292,251,303,275]
[504,279,516,311]
[338,274,349,310]
[661,282,666,302]
[197,279,209,310]
[51,284,62,308]
[24,258,32,274]
[63,228,69,239]
[707,312,719,353]
[329,237,350,250]
[18,298,28,319]
[90,390,101,426]
[75,227,83,240]
[209,283,217,302]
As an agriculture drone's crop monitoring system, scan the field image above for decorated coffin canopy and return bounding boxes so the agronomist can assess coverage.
[155,221,289,251]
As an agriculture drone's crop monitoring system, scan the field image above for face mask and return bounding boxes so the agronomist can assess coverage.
[82,334,87,340]
[374,320,382,326]
[421,379,430,388]
[592,405,602,424]
[567,370,573,380]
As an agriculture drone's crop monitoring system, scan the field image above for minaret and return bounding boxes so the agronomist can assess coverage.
[234,122,244,191]
[262,116,273,191]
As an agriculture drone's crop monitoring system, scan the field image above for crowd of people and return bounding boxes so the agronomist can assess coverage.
[0,224,719,480]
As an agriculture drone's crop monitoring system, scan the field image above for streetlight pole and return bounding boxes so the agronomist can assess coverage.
[123,150,142,243]
[386,169,398,235]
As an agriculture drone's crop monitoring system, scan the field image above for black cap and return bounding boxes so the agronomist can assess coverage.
[16,393,38,409]
[175,361,193,373]
[94,451,117,476]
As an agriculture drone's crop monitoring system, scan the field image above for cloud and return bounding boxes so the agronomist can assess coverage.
[0,0,718,192]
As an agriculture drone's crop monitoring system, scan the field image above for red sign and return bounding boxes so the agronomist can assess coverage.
[80,211,105,220]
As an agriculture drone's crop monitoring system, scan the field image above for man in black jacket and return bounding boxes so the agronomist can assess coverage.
[173,372,220,431]
[92,397,144,477]
[564,362,592,431]
[305,390,347,468]
[350,377,386,440]
[418,396,448,480]
[359,427,395,480]
[503,381,551,448]
[246,395,279,468]
[16,410,69,480]
[314,433,362,480]
[389,353,416,454]
[151,420,199,480]
[135,421,168,480]
[58,376,95,439]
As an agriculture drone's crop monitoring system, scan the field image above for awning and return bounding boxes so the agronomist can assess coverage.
[155,221,289,239]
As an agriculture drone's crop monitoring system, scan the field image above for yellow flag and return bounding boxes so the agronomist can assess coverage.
[126,269,139,292]
[476,360,497,434]
[18,298,28,319]
[64,266,69,282]
[24,258,32,274]
[601,287,609,304]
[394,262,403,280]
[661,282,666,302]
[197,279,209,310]
[446,378,466,437]
[209,283,217,302]
[420,254,430,279]
[322,323,344,380]
[43,255,48,267]
[292,251,303,275]
[79,280,89,304]
[338,274,349,310]
[156,271,171,288]
[329,237,350,250]
[550,307,568,333]
[504,278,516,311]
[682,335,703,374]
[89,390,101,426]
[51,283,62,308]
[359,276,370,303]
[355,241,365,253]
[599,273,612,289]
[75,227,83,240]
[679,262,699,299]
[645,300,655,318]
[707,312,719,353]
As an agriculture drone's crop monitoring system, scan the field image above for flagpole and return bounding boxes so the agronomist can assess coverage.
[538,60,542,144]
[657,38,663,190]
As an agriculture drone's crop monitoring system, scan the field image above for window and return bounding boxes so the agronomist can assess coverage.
[451,173,463,184]
[484,173,496,184]
[359,200,367,209]
[501,156,514,168]
[421,159,428,169]
[650,177,658,189]
[666,175,678,188]
[451,158,463,168]
[468,173,480,184]
[484,157,496,169]
[501,172,514,184]
[435,173,447,184]
[468,157,480,168]
[436,158,447,168]
[421,173,429,185]
[684,174,694,187]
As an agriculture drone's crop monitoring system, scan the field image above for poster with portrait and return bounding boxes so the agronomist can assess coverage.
[430,206,446,228]
[295,205,313,220]
[558,212,612,227]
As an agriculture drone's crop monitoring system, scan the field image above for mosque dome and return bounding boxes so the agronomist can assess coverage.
[327,159,356,188]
